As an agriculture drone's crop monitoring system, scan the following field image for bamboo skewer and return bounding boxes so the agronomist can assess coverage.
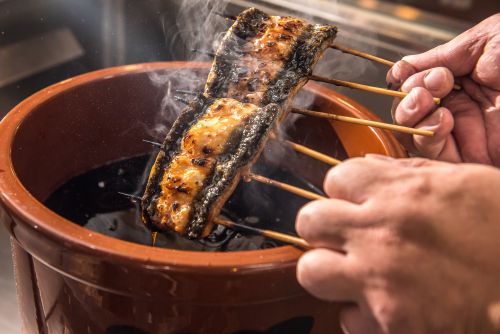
[174,95,191,105]
[208,16,460,91]
[174,90,434,137]
[330,44,461,91]
[116,192,310,248]
[214,217,310,249]
[122,155,327,202]
[331,44,394,67]
[283,139,342,165]
[309,74,441,105]
[117,192,142,201]
[213,11,237,21]
[142,139,162,147]
[144,136,343,166]
[246,173,326,201]
[169,94,347,163]
[189,50,442,104]
[291,107,434,137]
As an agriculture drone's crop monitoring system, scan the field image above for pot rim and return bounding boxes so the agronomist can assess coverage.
[0,61,404,271]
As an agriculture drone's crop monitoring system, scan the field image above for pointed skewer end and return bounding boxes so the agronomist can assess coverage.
[117,192,142,202]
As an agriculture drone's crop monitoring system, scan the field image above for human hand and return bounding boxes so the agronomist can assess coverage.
[296,155,500,333]
[386,13,500,166]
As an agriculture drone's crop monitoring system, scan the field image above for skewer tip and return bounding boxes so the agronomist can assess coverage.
[142,139,162,148]
[190,49,216,58]
[117,192,142,202]
[175,89,198,96]
[213,11,237,21]
[174,95,191,105]
[214,217,310,249]
[291,107,435,137]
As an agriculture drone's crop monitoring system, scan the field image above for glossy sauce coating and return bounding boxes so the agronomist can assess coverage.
[153,98,258,233]
[206,16,308,104]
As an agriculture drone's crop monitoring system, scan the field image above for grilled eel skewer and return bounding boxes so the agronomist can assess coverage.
[142,96,281,238]
[141,8,337,239]
[205,7,337,110]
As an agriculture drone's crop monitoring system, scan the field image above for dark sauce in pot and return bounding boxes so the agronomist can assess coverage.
[43,154,317,251]
[44,111,348,252]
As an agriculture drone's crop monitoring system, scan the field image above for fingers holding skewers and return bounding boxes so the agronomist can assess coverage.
[388,63,458,161]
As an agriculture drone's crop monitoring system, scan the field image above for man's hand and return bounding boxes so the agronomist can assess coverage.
[386,13,500,166]
[296,156,500,333]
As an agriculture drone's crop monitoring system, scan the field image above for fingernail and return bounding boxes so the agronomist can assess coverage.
[391,63,403,84]
[424,68,446,92]
[340,322,351,334]
[421,109,443,131]
[401,90,417,112]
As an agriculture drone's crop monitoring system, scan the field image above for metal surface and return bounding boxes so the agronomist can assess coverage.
[228,0,471,122]
[0,229,19,334]
[0,28,84,88]
[0,0,494,333]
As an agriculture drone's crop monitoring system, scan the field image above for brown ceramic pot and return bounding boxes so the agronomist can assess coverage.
[0,62,406,334]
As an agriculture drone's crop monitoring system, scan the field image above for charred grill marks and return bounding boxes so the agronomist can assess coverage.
[263,24,337,106]
[142,97,279,238]
[205,8,337,108]
[192,158,207,167]
[141,95,210,230]
[142,7,338,238]
[206,8,270,98]
[186,104,280,238]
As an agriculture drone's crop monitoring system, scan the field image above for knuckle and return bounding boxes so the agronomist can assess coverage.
[325,161,353,181]
[439,66,454,82]
[324,164,348,195]
[402,173,432,199]
[296,202,320,239]
[324,166,339,189]
[324,158,366,191]
[376,228,404,249]
[295,204,313,239]
[411,86,433,104]
[296,252,319,287]
[394,88,435,126]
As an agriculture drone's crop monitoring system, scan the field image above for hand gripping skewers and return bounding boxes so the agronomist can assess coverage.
[138,7,442,246]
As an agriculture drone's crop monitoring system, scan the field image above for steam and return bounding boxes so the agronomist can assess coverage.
[174,0,230,54]
[146,0,377,179]
[146,0,230,139]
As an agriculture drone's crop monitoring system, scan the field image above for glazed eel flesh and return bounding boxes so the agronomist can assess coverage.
[205,7,337,110]
[141,8,337,239]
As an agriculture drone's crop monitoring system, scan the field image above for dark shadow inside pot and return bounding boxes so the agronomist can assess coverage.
[1,62,405,334]
[11,66,348,252]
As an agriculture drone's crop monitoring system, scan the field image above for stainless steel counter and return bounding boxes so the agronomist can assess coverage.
[0,227,20,334]
[0,0,485,332]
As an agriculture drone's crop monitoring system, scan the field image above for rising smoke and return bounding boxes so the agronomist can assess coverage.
[147,0,377,172]
[145,0,230,139]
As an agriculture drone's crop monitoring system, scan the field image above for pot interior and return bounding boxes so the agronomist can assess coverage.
[9,62,402,252]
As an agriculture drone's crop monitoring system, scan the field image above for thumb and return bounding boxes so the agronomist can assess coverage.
[402,21,490,76]
[403,39,483,77]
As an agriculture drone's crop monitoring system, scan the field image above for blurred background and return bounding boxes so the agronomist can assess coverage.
[0,0,498,333]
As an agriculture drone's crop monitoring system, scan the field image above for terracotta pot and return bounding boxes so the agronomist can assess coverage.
[0,62,406,334]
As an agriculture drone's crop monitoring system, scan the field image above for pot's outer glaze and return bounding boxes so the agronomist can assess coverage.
[0,62,406,334]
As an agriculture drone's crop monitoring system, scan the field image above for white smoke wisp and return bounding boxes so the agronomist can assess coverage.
[146,0,378,170]
[175,0,230,54]
[266,0,379,167]
[144,0,230,140]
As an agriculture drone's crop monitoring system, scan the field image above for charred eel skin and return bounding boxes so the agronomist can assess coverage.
[141,95,281,239]
[205,7,337,109]
[142,8,337,239]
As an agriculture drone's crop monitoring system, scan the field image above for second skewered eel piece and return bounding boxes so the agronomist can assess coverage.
[142,96,281,239]
[142,7,338,239]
